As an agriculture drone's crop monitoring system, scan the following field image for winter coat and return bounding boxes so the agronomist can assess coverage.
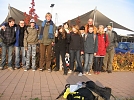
[23,27,38,47]
[96,33,109,56]
[67,32,84,51]
[15,26,27,47]
[83,32,98,53]
[55,32,67,53]
[39,22,56,45]
[0,24,16,46]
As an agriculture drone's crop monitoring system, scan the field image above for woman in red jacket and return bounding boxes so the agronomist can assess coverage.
[94,25,109,74]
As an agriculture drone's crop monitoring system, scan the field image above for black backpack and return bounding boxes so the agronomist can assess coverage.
[85,81,115,100]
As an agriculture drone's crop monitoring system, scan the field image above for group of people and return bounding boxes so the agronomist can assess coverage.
[0,12,118,76]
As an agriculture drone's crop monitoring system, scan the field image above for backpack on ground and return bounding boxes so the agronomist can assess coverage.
[85,81,116,100]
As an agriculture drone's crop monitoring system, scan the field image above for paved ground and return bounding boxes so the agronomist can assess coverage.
[0,69,134,100]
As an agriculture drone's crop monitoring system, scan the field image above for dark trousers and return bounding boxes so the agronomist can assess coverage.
[69,50,83,73]
[55,49,67,73]
[39,43,52,69]
[94,57,104,71]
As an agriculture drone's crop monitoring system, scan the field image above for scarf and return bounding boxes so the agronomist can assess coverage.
[40,20,54,39]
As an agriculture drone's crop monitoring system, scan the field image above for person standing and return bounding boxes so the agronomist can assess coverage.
[94,25,109,74]
[23,19,39,71]
[83,26,98,75]
[75,26,85,71]
[14,20,27,69]
[67,25,83,76]
[38,12,56,72]
[103,23,118,73]
[0,17,16,70]
[54,25,68,75]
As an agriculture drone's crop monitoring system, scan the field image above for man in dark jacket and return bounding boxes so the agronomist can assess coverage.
[103,23,118,73]
[0,17,16,70]
[14,20,27,69]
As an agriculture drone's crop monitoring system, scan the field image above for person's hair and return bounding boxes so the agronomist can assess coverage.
[72,25,80,35]
[86,25,94,33]
[8,17,15,22]
[45,12,52,18]
[97,25,105,34]
[85,24,94,33]
[18,19,24,24]
[63,22,69,28]
[58,25,66,39]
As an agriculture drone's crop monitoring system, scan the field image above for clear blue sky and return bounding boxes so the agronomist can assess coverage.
[0,0,134,35]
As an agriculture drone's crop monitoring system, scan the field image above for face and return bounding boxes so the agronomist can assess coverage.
[88,27,94,33]
[9,21,15,27]
[30,22,35,27]
[88,19,93,25]
[19,21,25,27]
[80,30,85,34]
[46,15,51,21]
[99,26,104,32]
[72,27,77,33]
[64,23,68,29]
[107,26,112,31]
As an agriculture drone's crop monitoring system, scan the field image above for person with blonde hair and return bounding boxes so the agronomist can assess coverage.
[38,12,56,72]
[94,25,109,74]
[67,25,83,76]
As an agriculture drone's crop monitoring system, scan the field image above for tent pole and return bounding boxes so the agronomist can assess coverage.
[93,6,97,26]
[8,4,11,17]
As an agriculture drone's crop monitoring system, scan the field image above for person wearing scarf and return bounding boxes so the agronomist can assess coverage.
[38,12,56,72]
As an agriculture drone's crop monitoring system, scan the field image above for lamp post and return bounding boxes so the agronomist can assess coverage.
[50,4,55,14]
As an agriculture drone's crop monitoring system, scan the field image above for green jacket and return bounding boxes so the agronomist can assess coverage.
[40,23,56,45]
[24,27,38,47]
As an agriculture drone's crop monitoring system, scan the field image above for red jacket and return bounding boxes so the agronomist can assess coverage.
[96,33,109,56]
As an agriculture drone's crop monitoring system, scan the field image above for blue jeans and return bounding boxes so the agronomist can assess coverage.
[84,53,94,72]
[15,47,26,68]
[0,43,14,68]
[26,44,36,69]
[69,50,83,73]
[76,54,84,69]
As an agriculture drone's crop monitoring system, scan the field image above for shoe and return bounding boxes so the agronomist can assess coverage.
[32,69,36,71]
[88,73,92,75]
[54,68,59,71]
[97,71,100,75]
[86,72,91,75]
[14,67,19,70]
[68,70,72,73]
[107,70,112,73]
[39,68,43,71]
[8,67,14,71]
[94,71,97,74]
[102,69,106,72]
[24,68,28,71]
[78,72,83,76]
[83,73,86,75]
[0,67,3,70]
[48,69,51,72]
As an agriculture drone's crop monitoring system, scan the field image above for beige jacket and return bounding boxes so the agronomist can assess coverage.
[24,27,38,47]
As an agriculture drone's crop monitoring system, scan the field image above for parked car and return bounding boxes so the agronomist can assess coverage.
[115,42,134,54]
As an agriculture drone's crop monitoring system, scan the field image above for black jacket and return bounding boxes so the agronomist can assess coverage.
[67,32,84,51]
[0,24,16,46]
[55,32,68,53]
